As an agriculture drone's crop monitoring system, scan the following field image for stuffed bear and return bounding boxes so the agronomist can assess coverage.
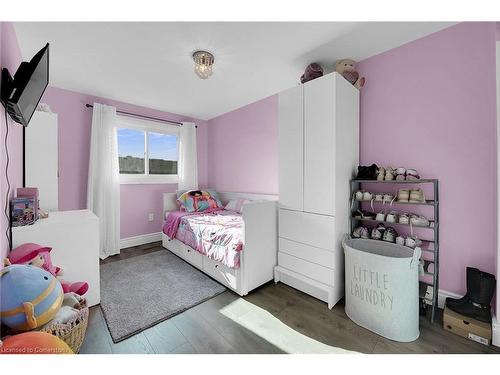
[300,63,324,84]
[335,59,365,89]
[5,243,89,296]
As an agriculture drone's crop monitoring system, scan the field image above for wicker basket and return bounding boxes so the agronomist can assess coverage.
[40,302,89,353]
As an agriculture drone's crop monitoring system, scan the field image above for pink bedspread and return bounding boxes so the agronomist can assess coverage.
[163,209,244,269]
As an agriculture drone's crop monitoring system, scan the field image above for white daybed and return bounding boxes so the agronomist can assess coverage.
[162,191,278,296]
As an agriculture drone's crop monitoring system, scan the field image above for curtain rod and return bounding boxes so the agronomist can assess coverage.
[85,103,186,126]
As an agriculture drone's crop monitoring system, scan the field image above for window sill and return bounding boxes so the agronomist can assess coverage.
[120,175,179,185]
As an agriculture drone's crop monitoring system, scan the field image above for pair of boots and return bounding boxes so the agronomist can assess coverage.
[446,267,496,323]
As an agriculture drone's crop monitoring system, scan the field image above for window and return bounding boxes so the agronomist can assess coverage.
[116,115,180,184]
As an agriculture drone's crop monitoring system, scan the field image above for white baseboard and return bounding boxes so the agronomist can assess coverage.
[437,289,462,309]
[120,232,162,250]
[492,315,500,347]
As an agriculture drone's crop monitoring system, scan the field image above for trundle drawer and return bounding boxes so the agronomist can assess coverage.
[279,209,336,250]
[168,241,203,269]
[279,238,335,269]
[278,252,334,286]
[203,256,240,290]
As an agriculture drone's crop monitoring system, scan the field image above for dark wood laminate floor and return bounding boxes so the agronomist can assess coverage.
[81,243,500,354]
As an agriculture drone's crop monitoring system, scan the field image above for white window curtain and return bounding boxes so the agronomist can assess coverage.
[178,122,198,191]
[87,103,121,259]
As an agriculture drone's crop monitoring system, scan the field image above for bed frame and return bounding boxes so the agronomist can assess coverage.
[162,191,278,296]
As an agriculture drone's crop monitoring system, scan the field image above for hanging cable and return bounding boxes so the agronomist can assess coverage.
[4,109,11,251]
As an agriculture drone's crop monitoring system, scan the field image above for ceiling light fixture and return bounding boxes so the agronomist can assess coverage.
[193,50,214,79]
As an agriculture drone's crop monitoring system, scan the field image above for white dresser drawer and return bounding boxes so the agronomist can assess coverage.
[203,256,240,290]
[278,252,335,286]
[279,238,335,269]
[279,209,335,250]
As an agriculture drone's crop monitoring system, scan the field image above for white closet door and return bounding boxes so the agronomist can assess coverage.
[304,74,336,216]
[278,85,304,211]
[25,111,59,212]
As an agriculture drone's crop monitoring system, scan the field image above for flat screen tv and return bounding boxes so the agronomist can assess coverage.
[1,43,49,126]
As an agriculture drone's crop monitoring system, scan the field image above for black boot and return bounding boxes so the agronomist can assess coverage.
[449,269,496,323]
[445,267,480,308]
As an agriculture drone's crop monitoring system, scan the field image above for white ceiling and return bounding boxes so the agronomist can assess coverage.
[14,22,454,120]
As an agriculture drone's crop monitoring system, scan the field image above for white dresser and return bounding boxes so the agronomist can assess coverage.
[274,72,359,309]
[12,210,101,306]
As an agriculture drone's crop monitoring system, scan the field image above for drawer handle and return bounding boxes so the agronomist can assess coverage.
[187,249,191,253]
[215,264,219,268]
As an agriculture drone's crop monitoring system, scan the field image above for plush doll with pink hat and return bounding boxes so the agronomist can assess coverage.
[4,243,89,296]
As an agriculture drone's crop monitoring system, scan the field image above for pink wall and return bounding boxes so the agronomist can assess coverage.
[41,87,209,239]
[207,95,278,194]
[0,22,23,261]
[357,22,497,294]
[206,22,498,295]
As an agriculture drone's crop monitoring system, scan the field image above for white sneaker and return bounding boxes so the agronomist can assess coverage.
[410,214,430,227]
[398,213,410,224]
[409,188,425,203]
[386,211,398,223]
[354,191,363,201]
[397,189,410,202]
[383,194,394,204]
[375,212,386,221]
[395,236,405,246]
[405,236,422,248]
[362,192,373,201]
[376,167,385,181]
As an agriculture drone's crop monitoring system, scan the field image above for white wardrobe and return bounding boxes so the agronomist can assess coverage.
[274,72,359,309]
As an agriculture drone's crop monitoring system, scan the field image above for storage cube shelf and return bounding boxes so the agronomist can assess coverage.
[349,178,440,323]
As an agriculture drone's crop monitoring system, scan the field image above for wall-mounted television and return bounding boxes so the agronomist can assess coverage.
[1,43,49,126]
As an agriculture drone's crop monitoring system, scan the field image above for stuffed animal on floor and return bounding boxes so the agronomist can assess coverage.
[300,63,324,84]
[0,265,64,331]
[335,59,365,89]
[4,243,89,296]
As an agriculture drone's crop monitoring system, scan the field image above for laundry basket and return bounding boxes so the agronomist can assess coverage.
[342,237,421,342]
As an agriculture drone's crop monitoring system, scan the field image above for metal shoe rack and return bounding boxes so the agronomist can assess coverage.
[349,178,440,323]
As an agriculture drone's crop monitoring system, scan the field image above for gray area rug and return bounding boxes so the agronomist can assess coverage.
[100,250,226,342]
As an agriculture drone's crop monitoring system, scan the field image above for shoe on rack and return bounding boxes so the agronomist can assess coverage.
[374,193,384,202]
[410,214,430,227]
[354,191,364,201]
[356,164,379,180]
[397,189,410,202]
[353,226,369,239]
[384,167,395,181]
[375,212,386,222]
[406,168,420,181]
[409,188,425,203]
[386,211,398,223]
[405,236,422,249]
[371,224,386,240]
[398,213,410,224]
[376,167,385,181]
[354,210,376,220]
[395,236,405,246]
[446,268,496,323]
[362,192,373,201]
[383,194,395,204]
[382,227,398,243]
[395,167,406,181]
